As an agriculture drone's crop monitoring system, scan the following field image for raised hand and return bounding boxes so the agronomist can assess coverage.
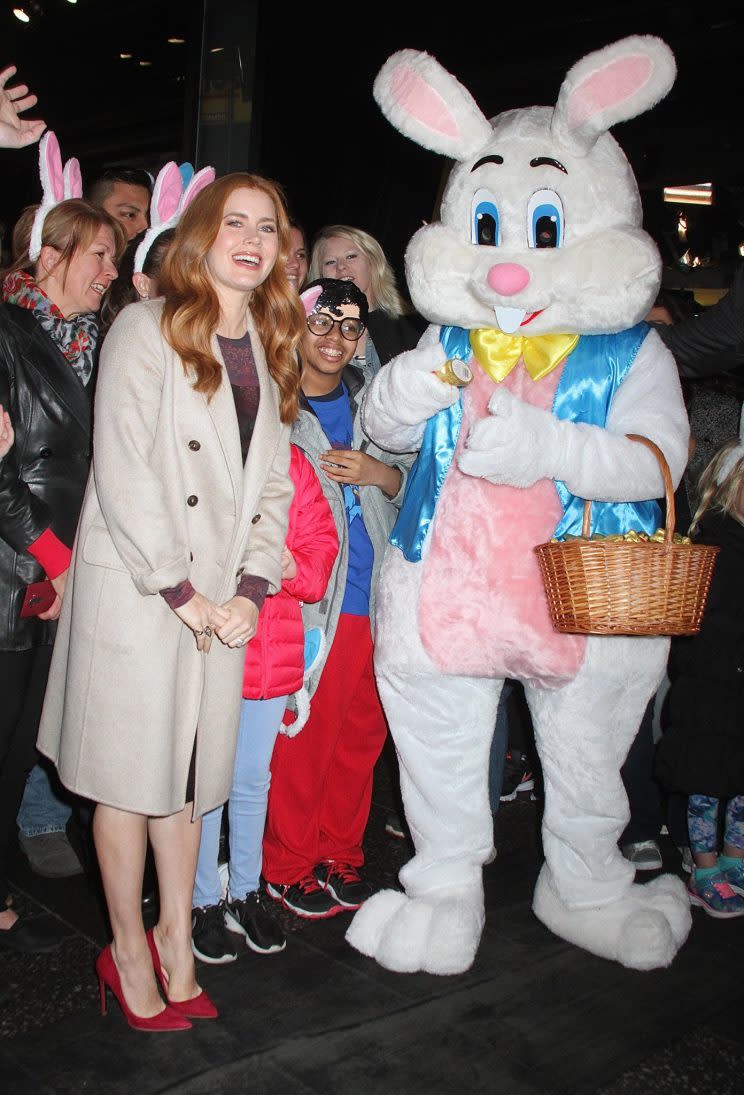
[0,66,45,149]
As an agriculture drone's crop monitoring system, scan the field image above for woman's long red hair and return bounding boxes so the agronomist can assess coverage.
[159,173,303,422]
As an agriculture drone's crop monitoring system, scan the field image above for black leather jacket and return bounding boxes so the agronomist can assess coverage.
[0,302,93,650]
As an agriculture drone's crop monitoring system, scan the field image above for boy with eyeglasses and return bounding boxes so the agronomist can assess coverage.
[263,278,410,918]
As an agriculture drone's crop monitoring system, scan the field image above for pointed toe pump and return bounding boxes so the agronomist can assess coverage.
[146,928,219,1020]
[96,945,192,1032]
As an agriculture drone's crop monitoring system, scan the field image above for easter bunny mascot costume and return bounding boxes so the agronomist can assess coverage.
[346,37,692,974]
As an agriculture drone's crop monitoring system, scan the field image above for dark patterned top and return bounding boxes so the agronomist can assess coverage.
[217,330,261,465]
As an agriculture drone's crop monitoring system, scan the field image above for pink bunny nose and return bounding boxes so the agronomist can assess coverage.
[487,263,530,296]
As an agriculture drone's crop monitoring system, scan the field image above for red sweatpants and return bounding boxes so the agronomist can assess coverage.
[263,614,387,884]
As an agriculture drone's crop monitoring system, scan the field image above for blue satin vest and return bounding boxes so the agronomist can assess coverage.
[390,323,659,562]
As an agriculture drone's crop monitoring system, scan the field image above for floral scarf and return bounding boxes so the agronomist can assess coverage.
[2,270,98,387]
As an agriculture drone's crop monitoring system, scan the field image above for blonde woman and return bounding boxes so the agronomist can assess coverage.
[38,173,303,1029]
[309,224,424,375]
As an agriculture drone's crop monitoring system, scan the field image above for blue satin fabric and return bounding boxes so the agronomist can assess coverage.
[389,327,466,561]
[389,322,660,562]
[552,323,661,539]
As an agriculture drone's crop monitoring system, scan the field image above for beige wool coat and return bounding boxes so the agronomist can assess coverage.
[37,299,292,817]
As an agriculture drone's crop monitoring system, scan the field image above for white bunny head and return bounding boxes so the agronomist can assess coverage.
[133,162,216,274]
[374,37,676,336]
[29,131,84,262]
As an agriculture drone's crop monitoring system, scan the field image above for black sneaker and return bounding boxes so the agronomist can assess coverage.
[265,874,342,919]
[499,751,535,802]
[191,901,238,964]
[314,861,372,909]
[224,890,286,954]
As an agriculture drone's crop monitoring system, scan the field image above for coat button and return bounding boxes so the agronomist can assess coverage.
[188,440,201,451]
[187,495,198,507]
[251,513,261,524]
[40,447,52,458]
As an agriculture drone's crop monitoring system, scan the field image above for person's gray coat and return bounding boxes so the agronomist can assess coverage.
[290,364,411,699]
[37,298,292,817]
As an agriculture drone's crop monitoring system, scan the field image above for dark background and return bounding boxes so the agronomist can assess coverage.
[2,0,744,282]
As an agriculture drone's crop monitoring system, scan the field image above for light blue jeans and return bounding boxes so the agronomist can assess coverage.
[17,762,71,837]
[193,695,287,908]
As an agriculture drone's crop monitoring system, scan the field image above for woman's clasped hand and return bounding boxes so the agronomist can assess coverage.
[174,593,258,652]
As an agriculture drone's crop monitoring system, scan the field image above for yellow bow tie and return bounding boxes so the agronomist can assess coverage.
[469,328,579,384]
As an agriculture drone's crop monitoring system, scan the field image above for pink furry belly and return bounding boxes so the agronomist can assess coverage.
[418,360,586,687]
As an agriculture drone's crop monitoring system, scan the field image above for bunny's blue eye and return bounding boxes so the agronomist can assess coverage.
[527,189,563,248]
[471,188,500,247]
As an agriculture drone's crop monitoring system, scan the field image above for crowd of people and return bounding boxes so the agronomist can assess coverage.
[1,58,744,1032]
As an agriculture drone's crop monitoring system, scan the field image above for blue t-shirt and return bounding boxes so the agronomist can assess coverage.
[307,382,374,616]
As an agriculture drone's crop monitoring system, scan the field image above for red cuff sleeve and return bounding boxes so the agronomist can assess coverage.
[26,527,72,580]
[160,579,196,610]
[236,574,269,612]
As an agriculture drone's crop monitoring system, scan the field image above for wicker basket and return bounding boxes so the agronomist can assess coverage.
[534,434,718,636]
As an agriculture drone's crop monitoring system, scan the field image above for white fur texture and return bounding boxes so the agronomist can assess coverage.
[348,38,690,977]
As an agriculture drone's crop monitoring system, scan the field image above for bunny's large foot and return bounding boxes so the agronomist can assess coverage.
[346,887,484,975]
[532,867,691,970]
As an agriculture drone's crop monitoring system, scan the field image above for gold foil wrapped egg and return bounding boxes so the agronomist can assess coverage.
[433,358,473,387]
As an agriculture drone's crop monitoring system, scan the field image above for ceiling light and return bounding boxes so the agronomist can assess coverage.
[13,8,31,22]
[120,52,132,59]
[138,60,152,67]
[210,46,224,53]
[663,183,713,207]
[168,37,185,44]
[65,0,77,5]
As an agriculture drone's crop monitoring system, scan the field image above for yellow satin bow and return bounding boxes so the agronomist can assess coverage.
[470,328,579,384]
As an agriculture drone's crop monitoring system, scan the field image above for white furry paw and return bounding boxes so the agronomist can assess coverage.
[346,889,485,975]
[532,868,690,971]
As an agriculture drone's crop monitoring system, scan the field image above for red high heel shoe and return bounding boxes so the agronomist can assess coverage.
[146,928,218,1019]
[95,945,192,1031]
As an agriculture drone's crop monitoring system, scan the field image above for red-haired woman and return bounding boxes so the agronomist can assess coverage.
[0,198,123,953]
[38,174,303,1030]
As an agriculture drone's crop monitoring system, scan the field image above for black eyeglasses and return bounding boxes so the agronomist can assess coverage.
[306,313,365,341]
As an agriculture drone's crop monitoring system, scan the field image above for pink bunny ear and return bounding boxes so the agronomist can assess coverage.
[30,131,72,261]
[39,131,65,204]
[63,157,83,200]
[374,50,492,162]
[150,162,183,229]
[552,36,676,156]
[300,285,323,316]
[180,166,216,213]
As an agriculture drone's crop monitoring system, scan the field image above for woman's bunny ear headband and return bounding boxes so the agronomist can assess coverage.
[716,404,744,485]
[133,162,216,274]
[28,131,83,262]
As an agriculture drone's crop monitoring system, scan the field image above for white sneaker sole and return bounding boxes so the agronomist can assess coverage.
[191,940,238,965]
[223,908,286,954]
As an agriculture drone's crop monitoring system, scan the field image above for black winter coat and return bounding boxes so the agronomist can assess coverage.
[656,509,744,798]
[0,302,92,651]
[658,264,744,379]
[366,309,426,367]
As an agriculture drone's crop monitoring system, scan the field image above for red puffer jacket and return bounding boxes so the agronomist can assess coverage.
[242,445,337,700]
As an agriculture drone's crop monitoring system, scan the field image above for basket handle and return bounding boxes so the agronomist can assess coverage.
[580,434,676,545]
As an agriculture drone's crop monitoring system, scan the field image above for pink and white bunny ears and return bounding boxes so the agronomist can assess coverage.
[373,36,676,161]
[29,131,83,262]
[300,284,323,316]
[133,161,216,274]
